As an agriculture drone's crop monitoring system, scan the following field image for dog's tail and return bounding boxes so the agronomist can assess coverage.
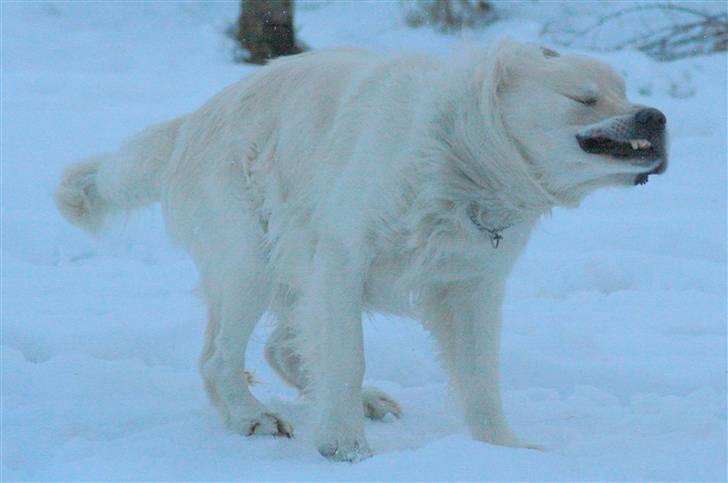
[55,116,184,233]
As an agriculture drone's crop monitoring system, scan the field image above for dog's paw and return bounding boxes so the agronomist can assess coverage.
[318,438,372,462]
[362,386,401,420]
[228,412,293,438]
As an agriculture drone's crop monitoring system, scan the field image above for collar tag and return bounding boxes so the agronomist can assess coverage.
[467,204,508,249]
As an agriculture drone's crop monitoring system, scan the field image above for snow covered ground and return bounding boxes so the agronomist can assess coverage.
[2,1,725,480]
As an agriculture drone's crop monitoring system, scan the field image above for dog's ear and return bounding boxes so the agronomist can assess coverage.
[540,46,560,58]
[493,50,507,96]
[486,40,518,98]
[488,41,556,97]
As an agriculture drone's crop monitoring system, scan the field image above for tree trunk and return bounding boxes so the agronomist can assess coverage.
[235,0,303,65]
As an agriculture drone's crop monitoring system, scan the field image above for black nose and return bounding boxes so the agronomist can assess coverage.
[635,108,666,131]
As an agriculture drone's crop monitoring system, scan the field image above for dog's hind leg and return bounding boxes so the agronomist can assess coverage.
[200,307,224,410]
[264,308,401,421]
[199,250,293,438]
[264,312,310,392]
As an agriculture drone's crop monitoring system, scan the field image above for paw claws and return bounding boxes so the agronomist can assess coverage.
[318,440,372,462]
[274,416,294,438]
[238,412,293,438]
[245,421,260,436]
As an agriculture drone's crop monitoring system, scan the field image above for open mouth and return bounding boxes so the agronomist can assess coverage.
[576,135,660,161]
[576,109,668,186]
[576,134,666,185]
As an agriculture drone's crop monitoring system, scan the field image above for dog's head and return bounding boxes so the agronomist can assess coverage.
[491,41,668,205]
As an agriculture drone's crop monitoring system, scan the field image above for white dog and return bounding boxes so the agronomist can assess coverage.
[55,41,667,461]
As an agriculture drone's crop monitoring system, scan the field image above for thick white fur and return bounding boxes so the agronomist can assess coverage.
[55,41,662,461]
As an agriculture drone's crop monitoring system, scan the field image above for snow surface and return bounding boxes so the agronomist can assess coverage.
[2,1,726,480]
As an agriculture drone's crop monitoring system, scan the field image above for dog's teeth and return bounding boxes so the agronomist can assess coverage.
[628,139,652,150]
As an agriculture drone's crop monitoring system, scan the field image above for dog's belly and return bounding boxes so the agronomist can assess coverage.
[363,259,413,317]
[362,250,491,317]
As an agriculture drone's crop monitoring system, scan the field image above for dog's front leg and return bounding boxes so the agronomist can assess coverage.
[425,284,538,449]
[306,237,370,462]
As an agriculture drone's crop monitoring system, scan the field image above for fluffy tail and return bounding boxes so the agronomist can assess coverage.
[55,117,184,233]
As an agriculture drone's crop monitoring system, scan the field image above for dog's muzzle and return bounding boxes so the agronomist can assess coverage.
[576,107,668,185]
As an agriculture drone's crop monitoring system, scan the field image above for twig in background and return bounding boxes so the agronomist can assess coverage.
[542,3,727,61]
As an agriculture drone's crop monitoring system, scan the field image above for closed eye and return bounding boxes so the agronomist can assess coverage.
[567,95,597,106]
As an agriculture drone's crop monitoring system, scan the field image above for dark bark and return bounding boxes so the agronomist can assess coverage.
[235,0,303,65]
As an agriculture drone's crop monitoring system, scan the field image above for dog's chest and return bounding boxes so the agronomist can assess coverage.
[363,231,527,318]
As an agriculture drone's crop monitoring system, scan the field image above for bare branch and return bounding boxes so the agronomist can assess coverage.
[542,3,727,61]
